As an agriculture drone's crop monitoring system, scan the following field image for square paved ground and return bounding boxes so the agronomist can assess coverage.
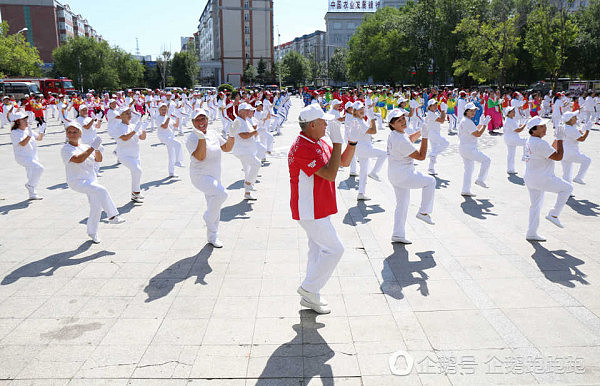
[1,98,599,384]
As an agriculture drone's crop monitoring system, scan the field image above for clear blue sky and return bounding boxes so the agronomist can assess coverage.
[63,0,328,59]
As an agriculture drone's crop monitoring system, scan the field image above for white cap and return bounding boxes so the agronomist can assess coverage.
[464,102,477,110]
[158,102,167,108]
[192,109,208,119]
[526,116,549,130]
[562,111,579,123]
[330,99,341,106]
[65,121,82,131]
[353,101,364,110]
[108,99,116,104]
[387,109,408,120]
[344,101,354,110]
[255,101,262,106]
[238,102,255,111]
[505,105,517,114]
[298,104,335,123]
[11,111,28,121]
[397,96,408,103]
[427,99,438,107]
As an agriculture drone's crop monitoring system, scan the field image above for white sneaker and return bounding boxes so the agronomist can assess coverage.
[300,298,331,314]
[108,215,126,224]
[208,238,223,248]
[174,162,184,168]
[391,237,412,244]
[88,233,101,244]
[28,194,43,201]
[131,193,144,203]
[169,174,180,179]
[297,286,328,306]
[545,215,564,228]
[427,169,437,175]
[461,192,476,197]
[357,193,371,201]
[368,173,381,182]
[474,180,489,188]
[507,170,517,174]
[244,192,258,200]
[526,234,546,242]
[573,177,585,185]
[245,184,257,191]
[416,213,435,225]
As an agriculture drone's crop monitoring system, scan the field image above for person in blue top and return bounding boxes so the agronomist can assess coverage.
[472,93,484,125]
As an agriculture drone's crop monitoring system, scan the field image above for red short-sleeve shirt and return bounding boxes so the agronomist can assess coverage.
[288,133,337,220]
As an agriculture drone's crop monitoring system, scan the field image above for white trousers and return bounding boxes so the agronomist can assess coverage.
[562,152,591,183]
[118,155,142,192]
[357,147,386,194]
[525,176,572,236]
[460,148,490,193]
[47,105,57,118]
[234,153,261,189]
[505,138,526,173]
[160,136,184,174]
[69,179,119,235]
[191,174,228,241]
[389,170,435,239]
[428,131,449,171]
[15,157,44,193]
[298,216,344,294]
[258,130,274,153]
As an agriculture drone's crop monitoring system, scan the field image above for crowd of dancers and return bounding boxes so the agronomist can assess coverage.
[2,84,596,314]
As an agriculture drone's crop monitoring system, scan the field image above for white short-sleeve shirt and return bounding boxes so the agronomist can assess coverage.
[11,128,38,160]
[458,117,478,149]
[524,136,556,179]
[186,130,226,180]
[61,143,96,183]
[387,130,416,169]
[115,122,140,158]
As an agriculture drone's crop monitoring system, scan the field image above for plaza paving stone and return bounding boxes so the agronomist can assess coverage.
[0,98,599,384]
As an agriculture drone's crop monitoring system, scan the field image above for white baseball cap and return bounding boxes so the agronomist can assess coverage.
[344,101,354,110]
[387,109,408,120]
[192,109,208,119]
[66,121,82,131]
[330,99,341,106]
[562,111,579,123]
[526,116,549,130]
[353,101,364,110]
[298,104,334,123]
[505,105,517,114]
[427,99,438,107]
[11,111,28,121]
[238,102,255,111]
[464,102,477,110]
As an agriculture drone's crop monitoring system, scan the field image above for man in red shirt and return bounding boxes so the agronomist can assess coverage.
[288,104,356,314]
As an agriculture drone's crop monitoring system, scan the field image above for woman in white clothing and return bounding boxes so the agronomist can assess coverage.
[61,122,125,243]
[551,94,564,132]
[423,99,448,175]
[560,112,591,188]
[230,102,261,200]
[523,116,572,241]
[255,102,274,160]
[343,102,358,177]
[186,109,235,248]
[387,109,435,244]
[351,101,386,201]
[154,103,185,178]
[458,102,491,196]
[503,106,527,174]
[10,111,45,200]
[115,106,147,203]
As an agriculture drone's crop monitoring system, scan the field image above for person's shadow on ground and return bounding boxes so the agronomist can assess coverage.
[566,197,599,217]
[529,241,588,288]
[144,244,213,302]
[256,310,334,385]
[1,241,114,285]
[380,244,436,299]
[460,197,497,219]
[220,200,253,222]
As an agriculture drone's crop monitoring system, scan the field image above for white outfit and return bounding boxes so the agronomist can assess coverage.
[61,143,119,236]
[458,117,490,193]
[231,117,260,191]
[387,130,435,239]
[186,131,228,242]
[115,122,143,192]
[255,109,274,155]
[424,110,449,173]
[154,114,184,175]
[344,115,358,174]
[352,117,386,195]
[561,124,591,184]
[11,128,44,197]
[503,117,526,173]
[524,136,572,237]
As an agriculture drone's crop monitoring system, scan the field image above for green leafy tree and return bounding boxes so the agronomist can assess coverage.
[524,2,578,86]
[156,51,171,89]
[328,48,348,83]
[570,0,600,79]
[257,58,267,83]
[0,21,43,77]
[171,50,199,88]
[281,51,310,87]
[242,63,257,85]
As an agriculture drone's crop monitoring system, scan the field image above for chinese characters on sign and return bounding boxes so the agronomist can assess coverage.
[328,1,381,12]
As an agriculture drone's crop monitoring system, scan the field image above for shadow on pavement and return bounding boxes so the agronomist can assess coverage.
[337,175,358,190]
[46,182,68,190]
[99,162,121,172]
[380,244,436,299]
[343,202,384,225]
[529,241,588,288]
[507,174,525,186]
[141,176,178,190]
[460,197,497,219]
[256,310,334,385]
[220,200,253,222]
[0,199,31,215]
[226,179,245,190]
[566,197,599,217]
[1,241,114,285]
[144,244,213,302]
[435,176,450,190]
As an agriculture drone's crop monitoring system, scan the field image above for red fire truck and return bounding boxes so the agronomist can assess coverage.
[2,77,75,97]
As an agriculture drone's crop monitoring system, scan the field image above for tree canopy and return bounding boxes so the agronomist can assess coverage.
[0,21,43,78]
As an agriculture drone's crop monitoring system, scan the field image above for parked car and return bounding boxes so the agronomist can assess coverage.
[0,81,43,99]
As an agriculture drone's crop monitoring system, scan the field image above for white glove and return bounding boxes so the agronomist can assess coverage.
[194,128,206,139]
[39,123,47,135]
[90,136,102,150]
[328,122,343,144]
[555,125,565,140]
[480,116,491,126]
[440,102,447,112]
[142,121,149,132]
[420,125,430,139]
[366,109,375,121]
[97,144,105,153]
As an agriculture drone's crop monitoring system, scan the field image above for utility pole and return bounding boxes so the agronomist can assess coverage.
[277,25,282,89]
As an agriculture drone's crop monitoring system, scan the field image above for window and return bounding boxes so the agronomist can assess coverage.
[245,53,250,58]
[244,0,249,8]
[245,38,250,47]
[333,22,342,30]
[245,26,250,34]
[244,12,249,21]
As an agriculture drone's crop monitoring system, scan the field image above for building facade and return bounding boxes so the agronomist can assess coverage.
[196,0,274,87]
[275,30,326,64]
[0,0,101,63]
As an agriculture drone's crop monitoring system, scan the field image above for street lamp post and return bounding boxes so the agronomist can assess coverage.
[17,27,28,34]
[276,25,282,89]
